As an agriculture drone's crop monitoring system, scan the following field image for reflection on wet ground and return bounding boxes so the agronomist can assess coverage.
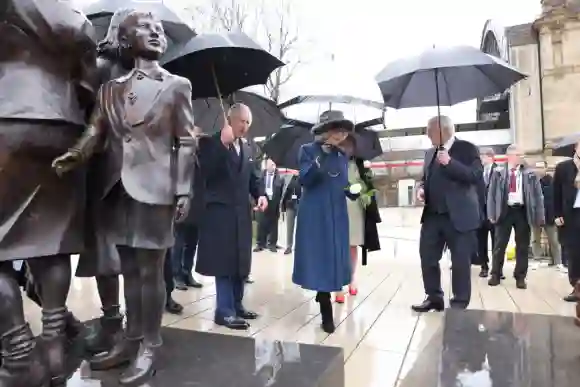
[19,208,576,387]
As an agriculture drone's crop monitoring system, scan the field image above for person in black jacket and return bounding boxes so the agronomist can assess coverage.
[553,142,580,303]
[476,147,497,277]
[254,159,284,252]
[281,171,302,254]
[531,161,561,267]
[171,126,204,290]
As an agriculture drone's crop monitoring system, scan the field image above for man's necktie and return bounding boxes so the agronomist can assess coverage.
[509,168,517,193]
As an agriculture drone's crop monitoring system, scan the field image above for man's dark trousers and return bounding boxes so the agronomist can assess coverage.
[420,213,474,307]
[171,223,199,281]
[215,276,245,318]
[491,206,530,280]
[256,203,279,248]
[164,249,174,300]
[477,220,495,269]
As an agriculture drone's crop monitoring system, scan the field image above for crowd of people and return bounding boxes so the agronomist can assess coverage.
[164,107,382,334]
[412,116,580,313]
[166,107,580,336]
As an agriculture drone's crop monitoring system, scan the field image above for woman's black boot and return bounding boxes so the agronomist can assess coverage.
[316,292,335,334]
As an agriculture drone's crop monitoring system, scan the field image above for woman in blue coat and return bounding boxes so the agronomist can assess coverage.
[293,110,355,333]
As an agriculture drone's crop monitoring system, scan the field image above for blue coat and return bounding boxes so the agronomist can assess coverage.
[292,142,351,292]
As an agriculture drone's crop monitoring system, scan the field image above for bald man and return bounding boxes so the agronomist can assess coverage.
[195,103,268,330]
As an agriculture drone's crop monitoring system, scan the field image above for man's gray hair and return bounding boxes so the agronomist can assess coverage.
[227,103,251,120]
[427,115,455,134]
[479,147,495,157]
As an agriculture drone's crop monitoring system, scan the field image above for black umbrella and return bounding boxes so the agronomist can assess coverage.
[162,32,284,100]
[551,133,580,157]
[82,0,196,45]
[261,123,313,170]
[191,91,286,139]
[375,45,526,109]
[262,117,384,169]
[351,118,384,160]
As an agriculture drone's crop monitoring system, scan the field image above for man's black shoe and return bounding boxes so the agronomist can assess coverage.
[515,278,527,289]
[185,275,203,288]
[253,246,264,252]
[563,292,579,302]
[488,276,500,286]
[214,316,249,330]
[174,279,188,291]
[268,245,277,253]
[237,309,259,320]
[479,268,489,278]
[284,248,292,255]
[411,299,444,313]
[165,298,184,314]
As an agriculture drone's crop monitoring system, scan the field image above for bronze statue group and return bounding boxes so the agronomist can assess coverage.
[0,3,196,386]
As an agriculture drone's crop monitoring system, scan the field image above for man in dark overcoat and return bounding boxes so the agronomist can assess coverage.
[196,103,267,330]
[553,139,580,303]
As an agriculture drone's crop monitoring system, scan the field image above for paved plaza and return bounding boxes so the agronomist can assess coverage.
[22,208,576,387]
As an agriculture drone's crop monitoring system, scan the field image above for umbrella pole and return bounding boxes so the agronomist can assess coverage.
[211,65,227,118]
[434,68,443,150]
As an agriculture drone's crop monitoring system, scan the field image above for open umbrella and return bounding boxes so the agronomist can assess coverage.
[278,95,385,110]
[375,45,526,109]
[262,117,384,170]
[191,91,285,139]
[279,94,385,131]
[162,32,284,101]
[551,133,580,157]
[261,123,313,170]
[82,0,195,44]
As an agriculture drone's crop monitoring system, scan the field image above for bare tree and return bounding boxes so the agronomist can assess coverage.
[194,0,302,104]
[262,1,300,103]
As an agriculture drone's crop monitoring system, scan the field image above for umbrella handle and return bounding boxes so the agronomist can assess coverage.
[211,65,227,120]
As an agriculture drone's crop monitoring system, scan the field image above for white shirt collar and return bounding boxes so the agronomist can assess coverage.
[442,136,455,150]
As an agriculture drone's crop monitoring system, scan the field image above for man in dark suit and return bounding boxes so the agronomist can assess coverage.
[172,126,204,290]
[52,11,195,383]
[281,171,302,254]
[553,141,580,302]
[254,159,284,253]
[196,103,268,330]
[476,147,497,277]
[531,161,561,267]
[412,115,483,312]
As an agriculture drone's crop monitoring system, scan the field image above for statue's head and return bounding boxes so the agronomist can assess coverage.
[97,8,134,60]
[117,11,167,61]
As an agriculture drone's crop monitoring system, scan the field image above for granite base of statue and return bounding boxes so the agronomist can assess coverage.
[63,327,344,386]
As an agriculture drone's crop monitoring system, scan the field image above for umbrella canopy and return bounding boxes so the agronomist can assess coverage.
[279,94,385,129]
[261,123,313,170]
[375,45,526,108]
[162,32,284,99]
[262,117,384,169]
[551,133,580,157]
[82,0,195,45]
[191,91,285,139]
[278,95,385,110]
